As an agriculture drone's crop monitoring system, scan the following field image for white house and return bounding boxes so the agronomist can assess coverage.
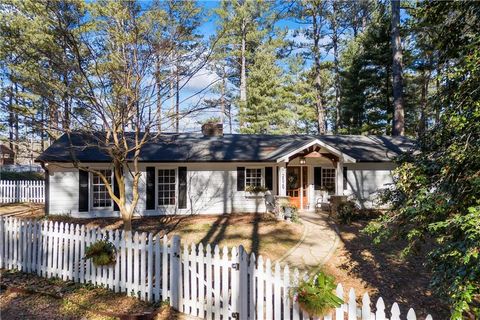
[36,125,413,218]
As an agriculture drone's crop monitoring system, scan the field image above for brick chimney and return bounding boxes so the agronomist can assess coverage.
[201,122,223,137]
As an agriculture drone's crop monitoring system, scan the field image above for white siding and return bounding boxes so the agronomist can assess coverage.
[345,162,396,208]
[47,162,273,217]
[48,166,79,215]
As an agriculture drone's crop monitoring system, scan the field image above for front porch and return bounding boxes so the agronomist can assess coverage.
[272,139,354,211]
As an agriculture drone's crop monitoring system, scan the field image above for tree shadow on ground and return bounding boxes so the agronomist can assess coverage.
[325,218,449,319]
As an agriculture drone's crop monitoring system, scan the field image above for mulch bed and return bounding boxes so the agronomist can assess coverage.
[0,269,196,320]
[323,220,450,319]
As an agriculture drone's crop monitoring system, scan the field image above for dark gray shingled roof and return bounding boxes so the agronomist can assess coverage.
[36,132,415,163]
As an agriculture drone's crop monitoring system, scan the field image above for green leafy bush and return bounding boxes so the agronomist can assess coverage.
[85,240,116,266]
[245,185,268,194]
[292,271,343,317]
[336,201,359,224]
[0,171,44,180]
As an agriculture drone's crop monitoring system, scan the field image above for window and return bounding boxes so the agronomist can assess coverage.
[92,169,112,208]
[322,168,336,192]
[158,169,176,206]
[245,168,262,187]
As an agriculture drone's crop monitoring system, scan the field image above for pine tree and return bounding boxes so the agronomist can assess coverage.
[214,0,274,130]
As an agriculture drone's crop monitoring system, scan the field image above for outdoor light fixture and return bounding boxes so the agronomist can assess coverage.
[300,157,306,165]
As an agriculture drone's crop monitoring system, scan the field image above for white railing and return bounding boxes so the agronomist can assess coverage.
[0,180,44,203]
[0,217,432,320]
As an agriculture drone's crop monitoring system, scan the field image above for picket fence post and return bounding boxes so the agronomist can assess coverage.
[170,235,181,310]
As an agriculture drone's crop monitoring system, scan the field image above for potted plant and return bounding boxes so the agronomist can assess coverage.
[278,199,297,221]
[85,239,117,266]
[291,271,343,318]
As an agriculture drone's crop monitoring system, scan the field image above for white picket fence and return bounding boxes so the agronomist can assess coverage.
[0,216,432,320]
[0,180,44,203]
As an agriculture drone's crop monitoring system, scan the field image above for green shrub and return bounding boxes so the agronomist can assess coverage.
[245,185,268,194]
[292,271,343,317]
[0,171,44,181]
[336,201,359,224]
[85,240,116,266]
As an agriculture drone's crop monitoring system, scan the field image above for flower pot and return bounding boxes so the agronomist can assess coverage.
[284,207,293,219]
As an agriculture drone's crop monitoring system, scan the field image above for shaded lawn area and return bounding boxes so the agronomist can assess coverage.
[0,204,304,262]
[0,203,44,218]
[0,269,197,320]
[323,220,450,319]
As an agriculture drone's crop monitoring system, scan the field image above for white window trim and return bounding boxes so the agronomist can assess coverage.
[156,167,178,208]
[321,168,336,192]
[90,169,114,210]
[245,167,264,189]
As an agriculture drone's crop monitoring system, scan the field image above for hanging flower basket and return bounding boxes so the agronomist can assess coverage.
[85,239,117,266]
[291,271,343,317]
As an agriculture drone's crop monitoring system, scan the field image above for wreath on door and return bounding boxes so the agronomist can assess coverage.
[287,174,298,189]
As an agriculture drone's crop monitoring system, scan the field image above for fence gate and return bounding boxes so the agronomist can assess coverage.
[180,243,246,320]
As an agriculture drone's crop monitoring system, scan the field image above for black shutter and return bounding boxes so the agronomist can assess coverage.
[178,167,187,209]
[79,169,89,212]
[343,167,348,190]
[237,167,245,191]
[146,167,156,210]
[265,167,273,190]
[113,169,120,211]
[45,169,50,215]
[314,167,322,190]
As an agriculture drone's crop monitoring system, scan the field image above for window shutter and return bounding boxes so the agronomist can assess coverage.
[237,167,245,191]
[146,167,155,210]
[314,167,322,190]
[265,167,273,190]
[343,167,348,190]
[79,169,89,212]
[178,167,187,209]
[113,169,120,211]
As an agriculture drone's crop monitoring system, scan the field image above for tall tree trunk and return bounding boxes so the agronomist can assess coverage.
[332,0,340,133]
[40,100,46,152]
[13,83,19,163]
[175,64,180,133]
[220,67,226,127]
[312,11,326,135]
[155,55,162,132]
[170,52,175,131]
[239,18,247,129]
[391,0,405,136]
[8,86,14,152]
[418,72,429,137]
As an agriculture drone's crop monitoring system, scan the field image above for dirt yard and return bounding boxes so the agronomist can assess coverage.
[0,269,197,320]
[0,203,304,262]
[323,220,449,319]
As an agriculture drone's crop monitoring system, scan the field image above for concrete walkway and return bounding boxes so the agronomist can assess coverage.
[277,210,339,272]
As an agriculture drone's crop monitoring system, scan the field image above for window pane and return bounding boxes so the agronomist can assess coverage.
[158,169,176,206]
[92,169,112,208]
[245,168,262,188]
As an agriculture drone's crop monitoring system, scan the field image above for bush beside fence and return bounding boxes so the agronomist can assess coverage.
[0,180,44,203]
[0,216,432,320]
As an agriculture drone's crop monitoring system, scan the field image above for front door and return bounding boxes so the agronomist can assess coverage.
[287,166,308,209]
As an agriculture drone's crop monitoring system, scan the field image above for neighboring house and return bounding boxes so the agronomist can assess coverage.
[0,145,15,165]
[36,125,413,218]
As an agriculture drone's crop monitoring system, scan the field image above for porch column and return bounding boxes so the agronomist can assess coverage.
[278,163,287,196]
[336,160,344,195]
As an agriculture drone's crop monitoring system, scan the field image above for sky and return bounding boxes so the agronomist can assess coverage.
[174,1,313,133]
